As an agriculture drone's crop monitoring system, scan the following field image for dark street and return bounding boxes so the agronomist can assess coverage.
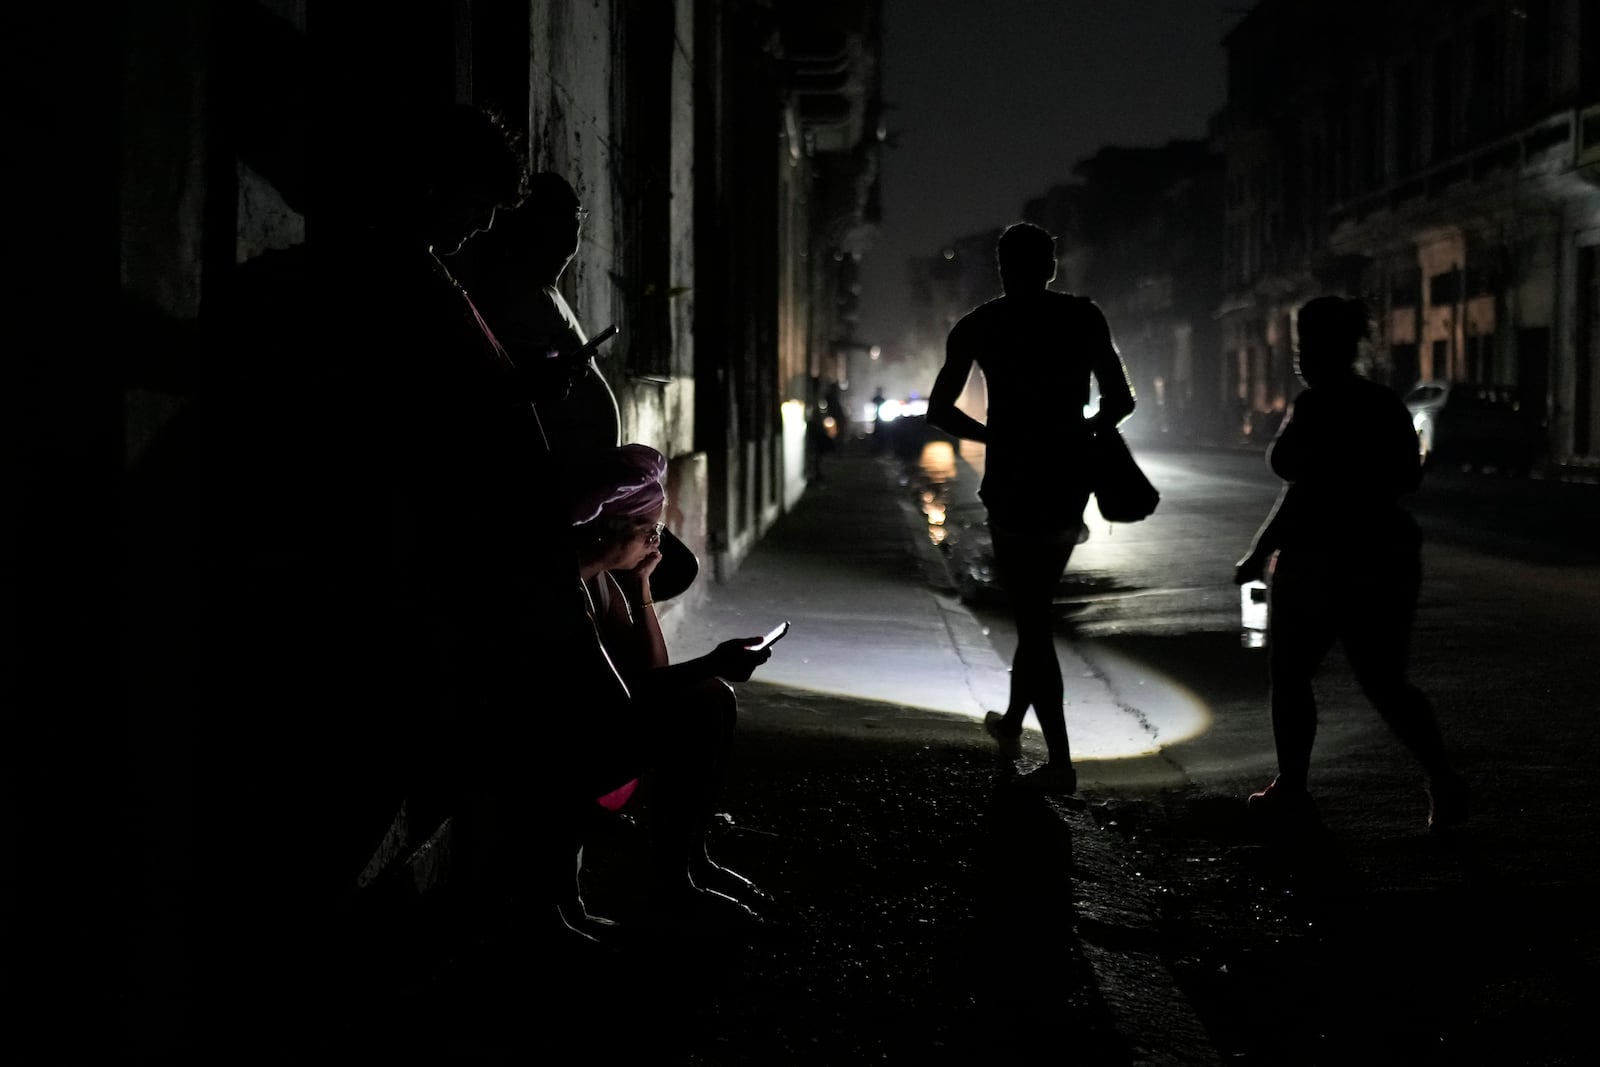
[9,1,1600,1063]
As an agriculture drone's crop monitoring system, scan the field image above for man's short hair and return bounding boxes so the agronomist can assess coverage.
[996,223,1056,281]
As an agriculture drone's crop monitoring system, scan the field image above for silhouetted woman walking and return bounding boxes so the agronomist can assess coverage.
[1235,295,1470,829]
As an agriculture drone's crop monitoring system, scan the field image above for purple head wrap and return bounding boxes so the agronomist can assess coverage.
[567,444,668,526]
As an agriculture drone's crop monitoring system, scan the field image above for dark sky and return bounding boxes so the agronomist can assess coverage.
[860,0,1241,353]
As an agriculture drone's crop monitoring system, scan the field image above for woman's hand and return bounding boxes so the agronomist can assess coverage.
[614,548,662,607]
[630,547,663,585]
[707,637,772,682]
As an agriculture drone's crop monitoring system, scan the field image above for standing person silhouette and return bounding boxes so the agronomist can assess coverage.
[928,223,1135,793]
[1233,295,1470,829]
[869,386,889,453]
[454,172,700,602]
[452,171,611,452]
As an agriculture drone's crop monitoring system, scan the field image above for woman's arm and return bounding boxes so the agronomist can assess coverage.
[605,567,670,672]
[601,545,770,696]
[636,638,772,697]
[1234,483,1297,584]
[1266,392,1316,481]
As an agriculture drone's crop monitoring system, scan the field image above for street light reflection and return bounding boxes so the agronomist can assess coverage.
[918,440,958,481]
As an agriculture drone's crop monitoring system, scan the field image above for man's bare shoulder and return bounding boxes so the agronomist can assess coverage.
[1047,289,1104,315]
[946,297,1004,347]
[950,295,1006,327]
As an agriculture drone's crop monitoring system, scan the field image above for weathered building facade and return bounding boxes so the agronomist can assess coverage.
[1028,144,1225,445]
[1215,0,1600,463]
[113,0,882,590]
[10,2,881,1053]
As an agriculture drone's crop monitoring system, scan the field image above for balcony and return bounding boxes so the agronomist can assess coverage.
[1326,108,1583,239]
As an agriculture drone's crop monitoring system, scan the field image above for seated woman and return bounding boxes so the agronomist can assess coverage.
[560,444,775,940]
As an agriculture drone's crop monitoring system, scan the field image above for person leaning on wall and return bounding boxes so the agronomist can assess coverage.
[451,171,700,604]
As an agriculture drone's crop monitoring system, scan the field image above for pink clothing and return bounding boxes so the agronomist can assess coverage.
[595,777,639,811]
[567,444,668,525]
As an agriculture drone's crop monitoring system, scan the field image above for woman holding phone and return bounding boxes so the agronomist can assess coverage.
[558,444,777,939]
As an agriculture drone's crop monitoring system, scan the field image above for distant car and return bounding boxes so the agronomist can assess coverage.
[1403,380,1543,474]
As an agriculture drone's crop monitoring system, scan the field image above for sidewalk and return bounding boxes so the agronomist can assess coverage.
[613,444,1219,1065]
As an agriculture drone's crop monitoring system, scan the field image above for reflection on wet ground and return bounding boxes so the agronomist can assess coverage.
[903,437,1144,615]
[902,438,987,597]
[904,436,1271,646]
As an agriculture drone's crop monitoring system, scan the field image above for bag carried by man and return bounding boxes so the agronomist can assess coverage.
[1091,429,1160,523]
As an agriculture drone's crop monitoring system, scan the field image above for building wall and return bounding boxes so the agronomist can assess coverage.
[1216,0,1600,466]
[523,0,707,601]
[120,0,213,461]
[110,0,878,592]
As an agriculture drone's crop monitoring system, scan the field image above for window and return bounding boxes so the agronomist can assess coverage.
[1391,268,1421,308]
[1521,0,1551,111]
[1329,103,1353,204]
[1468,13,1502,134]
[1395,63,1418,175]
[1360,82,1383,191]
[1430,269,1462,306]
[1467,333,1496,382]
[1432,40,1455,159]
[1465,263,1493,297]
[1390,343,1420,389]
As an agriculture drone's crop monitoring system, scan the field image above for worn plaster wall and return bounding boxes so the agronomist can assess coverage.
[526,0,696,459]
[526,0,706,620]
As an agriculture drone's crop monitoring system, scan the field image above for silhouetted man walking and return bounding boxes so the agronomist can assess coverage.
[928,223,1135,793]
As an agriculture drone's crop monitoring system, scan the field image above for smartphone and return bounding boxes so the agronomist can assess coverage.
[749,620,790,651]
[558,323,619,365]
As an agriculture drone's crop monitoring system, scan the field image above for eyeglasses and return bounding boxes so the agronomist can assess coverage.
[641,521,664,546]
[574,207,590,223]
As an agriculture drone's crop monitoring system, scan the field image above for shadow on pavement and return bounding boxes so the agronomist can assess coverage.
[313,687,1140,1065]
